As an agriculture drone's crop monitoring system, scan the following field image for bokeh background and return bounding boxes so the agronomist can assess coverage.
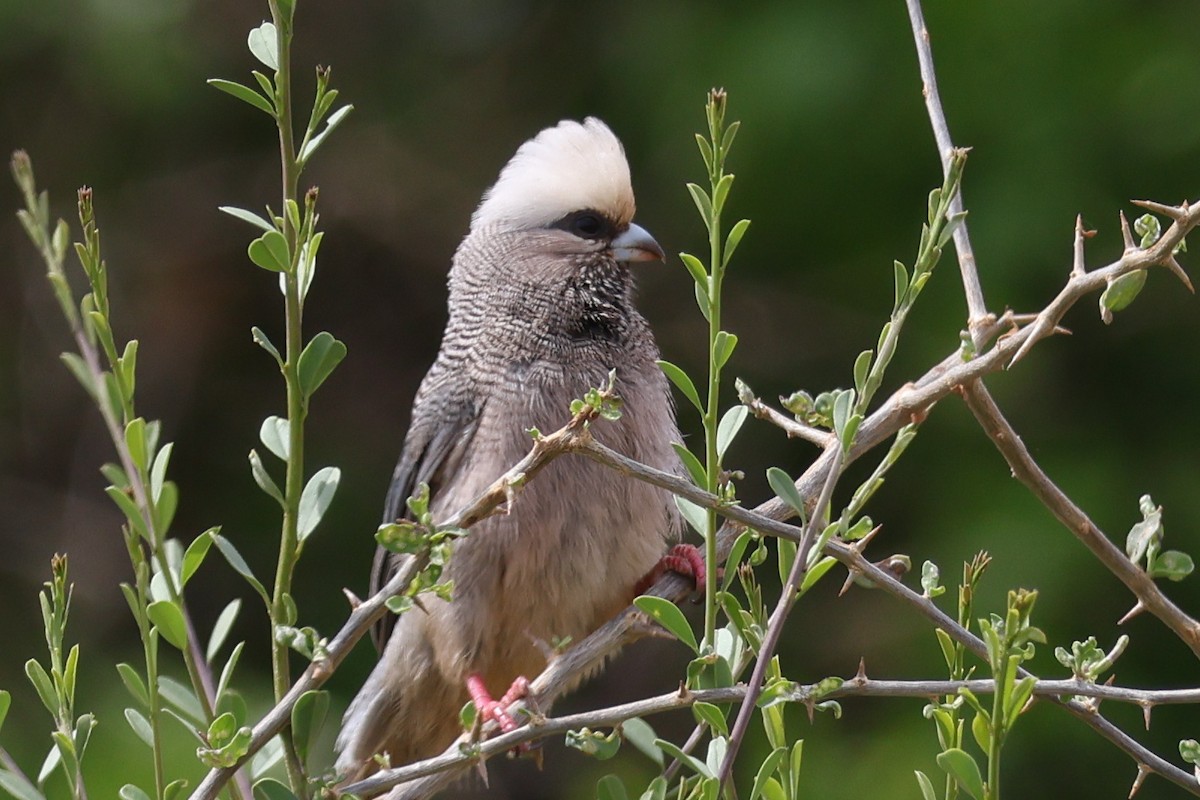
[2,1,1200,797]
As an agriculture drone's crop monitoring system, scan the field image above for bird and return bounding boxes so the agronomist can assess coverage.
[335,117,703,782]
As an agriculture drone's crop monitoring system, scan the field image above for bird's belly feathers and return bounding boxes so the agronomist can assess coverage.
[424,357,679,683]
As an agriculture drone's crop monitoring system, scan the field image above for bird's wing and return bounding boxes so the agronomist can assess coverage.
[369,382,481,651]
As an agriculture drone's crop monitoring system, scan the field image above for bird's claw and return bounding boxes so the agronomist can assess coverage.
[466,673,534,754]
[634,544,717,597]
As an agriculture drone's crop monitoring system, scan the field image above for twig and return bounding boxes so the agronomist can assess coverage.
[742,394,832,447]
[962,383,1200,656]
[189,404,609,799]
[1006,203,1198,367]
[905,0,987,332]
[717,443,843,788]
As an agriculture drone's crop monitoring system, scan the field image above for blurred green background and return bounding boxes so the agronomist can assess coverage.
[3,0,1200,797]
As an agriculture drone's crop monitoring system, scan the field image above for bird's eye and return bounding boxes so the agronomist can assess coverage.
[572,213,603,238]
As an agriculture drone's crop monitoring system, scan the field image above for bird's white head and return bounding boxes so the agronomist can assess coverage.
[471,117,636,233]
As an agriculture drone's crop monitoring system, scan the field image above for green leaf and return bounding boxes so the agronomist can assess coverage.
[150,442,173,504]
[105,484,150,541]
[657,360,703,413]
[720,119,740,158]
[687,183,714,225]
[712,173,735,215]
[124,707,154,748]
[299,105,354,163]
[675,496,709,537]
[637,777,667,800]
[217,642,245,702]
[212,534,269,605]
[248,449,283,506]
[566,728,622,761]
[634,596,698,653]
[252,778,299,800]
[971,706,991,752]
[716,405,748,460]
[672,443,707,487]
[1099,269,1147,320]
[115,664,148,708]
[654,738,712,779]
[680,252,709,287]
[1180,738,1200,765]
[798,555,837,594]
[852,350,872,397]
[1149,549,1194,581]
[181,527,218,587]
[160,676,204,726]
[218,205,275,232]
[206,80,275,117]
[935,628,956,672]
[153,480,178,535]
[119,784,153,800]
[766,467,805,518]
[291,690,330,765]
[0,768,45,800]
[251,326,283,365]
[692,702,729,738]
[749,746,786,800]
[1006,675,1037,729]
[714,331,738,369]
[297,466,340,541]
[0,691,9,734]
[724,219,751,268]
[894,261,910,308]
[595,775,629,800]
[936,748,985,800]
[914,771,937,800]
[147,600,188,650]
[297,332,347,398]
[694,134,714,174]
[247,230,291,272]
[208,599,242,663]
[25,659,56,715]
[60,352,97,398]
[246,22,279,71]
[615,717,662,767]
[695,280,711,321]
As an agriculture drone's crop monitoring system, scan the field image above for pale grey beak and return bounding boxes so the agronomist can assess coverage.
[611,222,665,263]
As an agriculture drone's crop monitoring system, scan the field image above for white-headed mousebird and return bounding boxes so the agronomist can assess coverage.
[335,118,705,781]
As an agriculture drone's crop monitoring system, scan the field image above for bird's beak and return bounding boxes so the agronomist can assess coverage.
[611,222,665,263]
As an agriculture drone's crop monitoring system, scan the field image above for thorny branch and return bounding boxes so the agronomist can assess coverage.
[356,427,1200,798]
[341,674,1200,798]
[908,2,1200,797]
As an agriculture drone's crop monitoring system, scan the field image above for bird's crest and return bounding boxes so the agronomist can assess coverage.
[471,118,636,232]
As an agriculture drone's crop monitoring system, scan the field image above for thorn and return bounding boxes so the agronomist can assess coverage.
[852,524,884,552]
[838,571,857,597]
[1118,600,1146,625]
[1163,255,1194,293]
[1008,322,1046,368]
[1120,211,1136,252]
[475,757,490,787]
[677,681,689,699]
[1131,198,1187,222]
[1072,215,1087,277]
[855,658,868,682]
[342,587,362,609]
[1128,763,1150,798]
[1141,701,1152,730]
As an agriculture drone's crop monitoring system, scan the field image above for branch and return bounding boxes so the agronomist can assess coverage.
[190,409,603,799]
[962,383,1200,657]
[346,641,1200,799]
[905,0,987,330]
[741,393,832,447]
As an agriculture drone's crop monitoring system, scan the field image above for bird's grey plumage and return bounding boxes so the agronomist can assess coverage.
[336,118,680,780]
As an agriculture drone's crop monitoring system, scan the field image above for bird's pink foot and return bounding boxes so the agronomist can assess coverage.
[466,673,530,735]
[634,543,712,596]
